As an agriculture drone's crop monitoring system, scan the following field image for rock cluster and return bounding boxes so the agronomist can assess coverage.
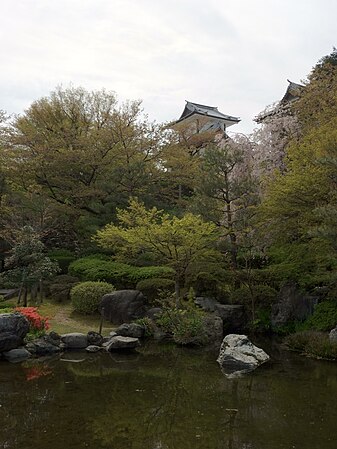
[0,312,145,363]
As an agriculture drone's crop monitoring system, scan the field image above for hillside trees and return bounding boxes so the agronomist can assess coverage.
[2,87,166,245]
[258,49,337,288]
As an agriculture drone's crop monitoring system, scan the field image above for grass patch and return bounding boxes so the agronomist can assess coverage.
[284,331,337,360]
[1,297,116,335]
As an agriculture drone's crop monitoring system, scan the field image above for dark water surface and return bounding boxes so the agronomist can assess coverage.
[1,339,337,449]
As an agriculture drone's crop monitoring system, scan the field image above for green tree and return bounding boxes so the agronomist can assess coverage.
[94,199,221,299]
[193,138,259,271]
[259,50,337,288]
[0,226,59,305]
[3,87,164,236]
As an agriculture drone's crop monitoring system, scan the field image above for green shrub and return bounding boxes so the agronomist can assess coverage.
[285,331,337,360]
[48,249,76,274]
[303,301,337,331]
[156,301,208,346]
[70,281,114,314]
[68,256,174,289]
[0,294,4,303]
[193,272,218,297]
[129,266,174,281]
[136,278,175,302]
[134,317,156,337]
[230,284,277,306]
[49,275,80,302]
[0,302,14,313]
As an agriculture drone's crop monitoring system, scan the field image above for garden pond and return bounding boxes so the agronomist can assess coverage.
[1,339,337,449]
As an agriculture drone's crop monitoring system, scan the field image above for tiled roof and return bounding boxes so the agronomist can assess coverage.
[177,101,240,124]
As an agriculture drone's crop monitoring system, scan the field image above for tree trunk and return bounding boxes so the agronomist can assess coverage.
[23,287,28,307]
[174,279,180,306]
[31,283,38,303]
[39,279,44,304]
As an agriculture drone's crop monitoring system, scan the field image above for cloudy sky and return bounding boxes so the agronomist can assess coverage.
[0,0,336,134]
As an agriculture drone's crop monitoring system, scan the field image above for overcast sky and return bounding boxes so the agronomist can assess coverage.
[0,0,336,134]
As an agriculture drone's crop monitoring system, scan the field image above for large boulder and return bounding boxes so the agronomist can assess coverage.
[271,282,318,327]
[105,336,140,351]
[99,290,148,325]
[61,333,88,349]
[0,313,30,352]
[26,336,61,355]
[214,304,246,333]
[217,334,270,377]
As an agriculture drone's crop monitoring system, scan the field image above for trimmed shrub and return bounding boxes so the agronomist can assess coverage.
[70,281,114,314]
[194,272,218,297]
[136,278,175,302]
[0,302,14,313]
[49,275,80,302]
[68,256,174,289]
[48,249,76,274]
[303,301,337,331]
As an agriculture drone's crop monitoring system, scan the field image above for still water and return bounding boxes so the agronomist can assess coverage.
[1,340,337,449]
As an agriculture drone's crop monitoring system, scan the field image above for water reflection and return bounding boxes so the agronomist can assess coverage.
[0,341,337,449]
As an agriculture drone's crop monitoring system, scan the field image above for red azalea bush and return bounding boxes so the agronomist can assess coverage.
[15,307,50,336]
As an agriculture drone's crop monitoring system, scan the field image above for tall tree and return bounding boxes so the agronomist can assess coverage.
[3,87,164,223]
[193,137,259,271]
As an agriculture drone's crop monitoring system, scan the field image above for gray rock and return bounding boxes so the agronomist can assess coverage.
[26,337,61,355]
[87,331,103,346]
[105,336,140,351]
[61,333,88,349]
[271,282,318,327]
[194,297,219,312]
[203,315,223,344]
[116,323,145,338]
[99,290,148,324]
[0,313,30,352]
[329,327,337,344]
[3,348,31,363]
[217,334,270,378]
[48,331,61,343]
[86,345,102,353]
[109,331,117,338]
[145,307,163,320]
[214,304,246,333]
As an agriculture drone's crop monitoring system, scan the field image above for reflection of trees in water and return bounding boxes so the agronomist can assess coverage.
[0,361,56,449]
[1,345,337,449]
[87,347,249,449]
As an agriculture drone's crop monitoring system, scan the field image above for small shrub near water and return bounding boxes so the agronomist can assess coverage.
[134,317,156,337]
[285,331,337,360]
[70,281,114,314]
[156,300,208,346]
